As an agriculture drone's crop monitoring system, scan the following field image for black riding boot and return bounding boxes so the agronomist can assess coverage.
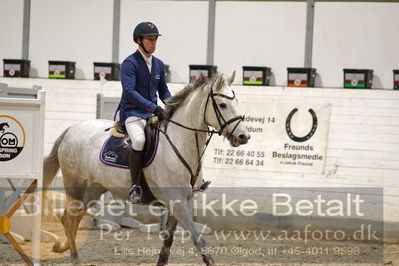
[128,148,144,203]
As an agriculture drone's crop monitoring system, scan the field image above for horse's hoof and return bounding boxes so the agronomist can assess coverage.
[52,242,62,253]
[206,258,216,266]
[156,260,168,266]
[71,252,80,264]
[71,257,80,264]
[52,240,68,253]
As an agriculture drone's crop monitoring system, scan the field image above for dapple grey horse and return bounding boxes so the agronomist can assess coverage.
[43,72,250,265]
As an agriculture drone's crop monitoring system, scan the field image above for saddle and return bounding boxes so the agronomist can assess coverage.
[100,119,159,168]
[100,119,160,204]
[100,118,210,203]
[110,122,126,138]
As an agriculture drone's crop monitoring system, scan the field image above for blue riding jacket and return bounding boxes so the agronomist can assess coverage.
[117,50,172,124]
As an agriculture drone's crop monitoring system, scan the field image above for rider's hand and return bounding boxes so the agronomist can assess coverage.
[154,106,165,121]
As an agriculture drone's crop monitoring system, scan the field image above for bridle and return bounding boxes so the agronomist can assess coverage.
[164,84,245,135]
[158,79,245,189]
[204,84,245,137]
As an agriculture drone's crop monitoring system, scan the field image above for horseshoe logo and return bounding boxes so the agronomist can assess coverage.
[286,108,317,142]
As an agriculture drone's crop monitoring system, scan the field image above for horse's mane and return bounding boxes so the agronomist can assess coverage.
[164,74,222,121]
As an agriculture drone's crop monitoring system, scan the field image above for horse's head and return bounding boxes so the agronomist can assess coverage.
[203,72,250,147]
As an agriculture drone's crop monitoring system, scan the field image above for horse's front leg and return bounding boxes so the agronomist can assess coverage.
[156,214,178,266]
[171,198,215,266]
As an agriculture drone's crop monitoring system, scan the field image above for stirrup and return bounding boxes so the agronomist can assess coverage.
[128,185,143,203]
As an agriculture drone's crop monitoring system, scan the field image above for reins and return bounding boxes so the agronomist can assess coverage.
[157,125,214,188]
[155,79,245,189]
[105,77,246,190]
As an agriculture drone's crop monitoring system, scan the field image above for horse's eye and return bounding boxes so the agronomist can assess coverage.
[219,103,227,108]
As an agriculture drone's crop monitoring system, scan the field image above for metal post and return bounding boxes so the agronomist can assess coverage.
[22,0,31,60]
[207,0,216,65]
[304,0,315,68]
[112,0,121,63]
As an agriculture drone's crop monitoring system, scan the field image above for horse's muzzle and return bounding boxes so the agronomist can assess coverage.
[228,133,250,147]
[238,133,250,144]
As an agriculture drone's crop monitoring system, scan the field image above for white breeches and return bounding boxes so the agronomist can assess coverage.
[125,116,146,151]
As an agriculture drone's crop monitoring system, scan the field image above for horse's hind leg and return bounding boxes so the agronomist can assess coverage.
[171,199,215,266]
[157,214,178,266]
[53,187,87,263]
[53,187,105,261]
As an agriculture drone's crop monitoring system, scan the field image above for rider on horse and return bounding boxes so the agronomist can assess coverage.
[117,22,172,203]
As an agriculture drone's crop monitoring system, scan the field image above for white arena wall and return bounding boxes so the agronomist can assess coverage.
[0,0,24,61]
[1,77,398,235]
[119,0,209,83]
[29,0,114,80]
[312,2,399,89]
[214,1,306,86]
[1,1,399,88]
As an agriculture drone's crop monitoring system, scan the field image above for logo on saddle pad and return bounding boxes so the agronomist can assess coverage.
[100,128,160,169]
[103,151,118,163]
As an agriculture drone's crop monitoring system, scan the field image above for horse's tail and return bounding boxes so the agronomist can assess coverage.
[43,127,70,189]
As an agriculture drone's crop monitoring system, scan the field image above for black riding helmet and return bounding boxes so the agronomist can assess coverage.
[133,22,161,43]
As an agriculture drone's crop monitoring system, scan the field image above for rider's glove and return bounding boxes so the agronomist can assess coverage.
[154,106,165,121]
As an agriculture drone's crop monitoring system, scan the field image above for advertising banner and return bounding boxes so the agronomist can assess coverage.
[205,97,331,174]
[0,91,45,178]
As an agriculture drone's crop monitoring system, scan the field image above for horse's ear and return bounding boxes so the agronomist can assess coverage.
[227,71,236,86]
[213,74,224,91]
